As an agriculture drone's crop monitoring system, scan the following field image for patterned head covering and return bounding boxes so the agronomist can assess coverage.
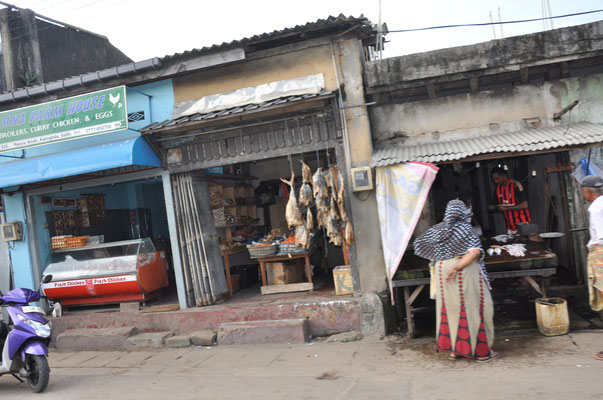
[414,199,489,285]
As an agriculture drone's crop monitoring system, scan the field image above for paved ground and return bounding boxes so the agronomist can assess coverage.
[1,330,601,399]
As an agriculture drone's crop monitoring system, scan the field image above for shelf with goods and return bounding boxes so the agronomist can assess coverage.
[210,183,258,227]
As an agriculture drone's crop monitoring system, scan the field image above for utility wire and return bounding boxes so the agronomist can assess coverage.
[389,8,603,33]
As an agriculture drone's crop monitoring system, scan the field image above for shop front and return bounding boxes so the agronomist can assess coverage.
[144,85,357,308]
[371,122,603,336]
[0,84,180,308]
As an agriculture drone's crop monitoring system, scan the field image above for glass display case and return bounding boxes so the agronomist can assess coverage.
[41,238,168,306]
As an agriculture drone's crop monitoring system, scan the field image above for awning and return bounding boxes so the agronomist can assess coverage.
[371,122,603,167]
[142,91,335,135]
[0,136,161,188]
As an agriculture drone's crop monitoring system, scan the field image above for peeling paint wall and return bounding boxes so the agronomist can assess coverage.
[172,46,338,103]
[369,72,603,143]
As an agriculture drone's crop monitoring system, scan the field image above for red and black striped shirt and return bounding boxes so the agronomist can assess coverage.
[493,179,531,231]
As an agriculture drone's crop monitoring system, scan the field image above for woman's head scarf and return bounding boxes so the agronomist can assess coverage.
[414,199,489,284]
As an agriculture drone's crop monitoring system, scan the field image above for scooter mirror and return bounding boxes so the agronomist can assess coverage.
[41,275,53,284]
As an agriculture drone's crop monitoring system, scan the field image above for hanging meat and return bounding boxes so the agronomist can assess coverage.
[281,172,303,228]
[295,224,309,249]
[306,208,314,231]
[299,161,313,206]
[312,168,328,199]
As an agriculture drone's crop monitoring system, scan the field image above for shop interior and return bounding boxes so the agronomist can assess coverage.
[208,148,349,301]
[396,150,585,336]
[36,147,352,310]
[35,176,177,307]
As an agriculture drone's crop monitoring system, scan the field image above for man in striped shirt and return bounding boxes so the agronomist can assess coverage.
[487,167,531,233]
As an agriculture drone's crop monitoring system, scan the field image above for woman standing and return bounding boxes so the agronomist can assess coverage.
[414,199,499,362]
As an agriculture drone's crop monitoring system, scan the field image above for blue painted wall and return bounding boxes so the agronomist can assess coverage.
[3,193,35,290]
[1,78,175,289]
[126,80,174,131]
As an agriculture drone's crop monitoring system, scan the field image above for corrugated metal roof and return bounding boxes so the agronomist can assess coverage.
[371,122,603,167]
[142,91,334,133]
[161,14,375,60]
[0,15,375,105]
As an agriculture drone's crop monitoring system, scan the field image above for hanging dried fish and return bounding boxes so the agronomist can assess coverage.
[328,166,339,196]
[325,167,334,191]
[312,167,328,199]
[317,209,327,228]
[299,161,313,206]
[326,197,341,242]
[316,195,329,213]
[295,224,309,248]
[306,208,314,231]
[338,199,348,222]
[281,172,303,228]
[344,220,354,246]
[331,233,344,247]
[337,168,345,202]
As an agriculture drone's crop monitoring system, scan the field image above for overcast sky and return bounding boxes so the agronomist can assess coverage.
[5,0,603,61]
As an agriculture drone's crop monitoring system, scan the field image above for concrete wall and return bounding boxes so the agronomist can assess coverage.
[364,21,603,89]
[369,72,603,143]
[172,45,338,103]
[336,39,386,294]
[0,8,131,92]
[36,20,131,84]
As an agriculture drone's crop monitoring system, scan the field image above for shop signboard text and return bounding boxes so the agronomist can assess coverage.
[0,86,128,153]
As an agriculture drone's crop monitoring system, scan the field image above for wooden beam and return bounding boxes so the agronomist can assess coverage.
[427,84,437,99]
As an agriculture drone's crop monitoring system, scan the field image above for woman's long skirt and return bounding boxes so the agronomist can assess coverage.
[434,257,495,358]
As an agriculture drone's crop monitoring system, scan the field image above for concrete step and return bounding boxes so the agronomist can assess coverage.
[51,297,361,342]
[55,327,137,350]
[218,319,309,345]
[125,331,174,349]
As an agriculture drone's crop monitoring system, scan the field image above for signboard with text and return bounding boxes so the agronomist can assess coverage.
[0,86,128,153]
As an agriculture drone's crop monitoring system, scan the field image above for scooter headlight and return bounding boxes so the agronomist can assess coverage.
[16,314,52,338]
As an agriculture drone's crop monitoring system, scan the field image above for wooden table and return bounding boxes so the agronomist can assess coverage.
[257,247,316,295]
[221,246,248,296]
[392,267,557,339]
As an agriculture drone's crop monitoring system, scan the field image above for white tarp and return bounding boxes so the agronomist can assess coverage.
[376,162,439,300]
[175,74,326,119]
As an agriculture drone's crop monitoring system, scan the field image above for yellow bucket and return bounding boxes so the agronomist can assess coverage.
[535,297,569,336]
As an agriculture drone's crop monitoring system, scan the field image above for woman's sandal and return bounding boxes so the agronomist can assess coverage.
[592,351,603,361]
[477,351,500,363]
[448,353,459,360]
